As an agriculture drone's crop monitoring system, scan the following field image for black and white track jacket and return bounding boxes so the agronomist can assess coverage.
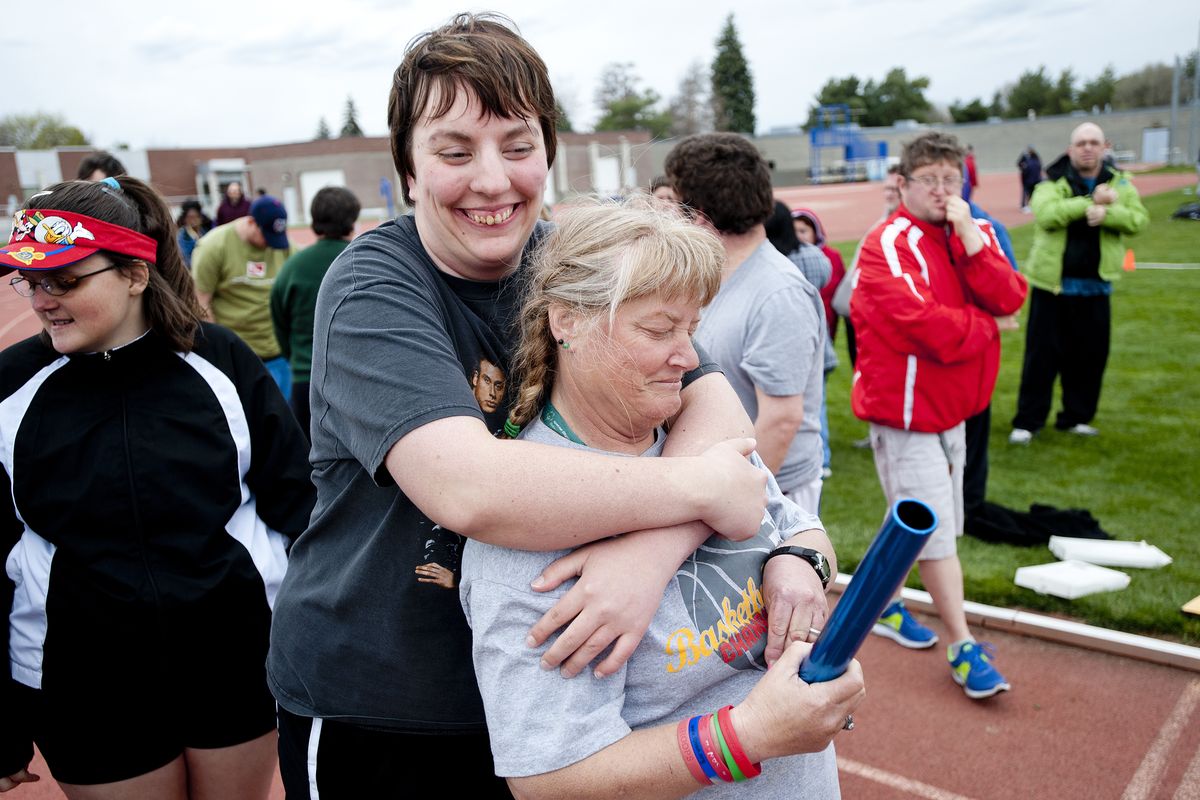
[0,323,315,775]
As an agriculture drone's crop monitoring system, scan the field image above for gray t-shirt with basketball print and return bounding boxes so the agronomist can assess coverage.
[459,416,840,798]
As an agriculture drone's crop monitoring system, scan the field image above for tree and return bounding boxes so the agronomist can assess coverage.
[988,91,1005,117]
[805,76,867,129]
[804,69,932,129]
[949,98,989,123]
[593,63,672,138]
[0,112,88,149]
[1113,55,1195,108]
[340,96,364,137]
[862,67,932,126]
[316,117,332,140]
[554,100,573,133]
[668,61,713,138]
[1079,66,1117,110]
[1051,69,1077,115]
[710,15,755,133]
[1005,67,1055,117]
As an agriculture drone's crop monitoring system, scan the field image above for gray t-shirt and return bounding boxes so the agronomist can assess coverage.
[788,244,838,373]
[460,417,839,797]
[696,240,825,493]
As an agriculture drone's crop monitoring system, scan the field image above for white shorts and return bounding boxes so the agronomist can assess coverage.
[869,422,965,561]
[785,475,824,516]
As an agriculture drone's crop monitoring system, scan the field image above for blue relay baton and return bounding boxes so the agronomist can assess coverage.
[799,499,937,683]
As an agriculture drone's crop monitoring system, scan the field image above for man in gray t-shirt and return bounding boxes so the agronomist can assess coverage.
[666,133,825,512]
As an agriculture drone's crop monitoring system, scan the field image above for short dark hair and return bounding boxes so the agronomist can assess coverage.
[663,133,773,235]
[900,131,964,178]
[27,179,201,351]
[311,186,361,239]
[76,151,127,180]
[388,12,558,206]
[763,201,799,255]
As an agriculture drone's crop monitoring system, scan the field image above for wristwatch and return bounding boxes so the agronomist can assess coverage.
[765,546,832,589]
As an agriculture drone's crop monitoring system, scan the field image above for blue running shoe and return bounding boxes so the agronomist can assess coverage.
[871,600,939,649]
[949,641,1011,699]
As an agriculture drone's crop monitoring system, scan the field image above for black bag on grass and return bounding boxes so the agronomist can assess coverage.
[1171,202,1200,221]
[964,501,1111,546]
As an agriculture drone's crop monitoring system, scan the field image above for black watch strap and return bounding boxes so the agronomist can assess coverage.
[765,545,831,588]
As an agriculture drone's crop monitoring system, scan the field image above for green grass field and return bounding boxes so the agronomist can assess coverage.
[826,188,1200,644]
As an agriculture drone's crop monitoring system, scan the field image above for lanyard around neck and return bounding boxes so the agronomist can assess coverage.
[541,402,587,446]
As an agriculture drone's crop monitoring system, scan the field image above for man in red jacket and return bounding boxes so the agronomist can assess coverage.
[851,132,1027,700]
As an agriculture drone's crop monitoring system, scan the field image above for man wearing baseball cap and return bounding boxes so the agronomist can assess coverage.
[193,194,295,398]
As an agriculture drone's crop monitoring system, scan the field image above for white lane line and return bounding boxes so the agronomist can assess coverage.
[1173,735,1200,800]
[0,307,35,339]
[1136,263,1200,269]
[1122,679,1200,800]
[839,757,980,800]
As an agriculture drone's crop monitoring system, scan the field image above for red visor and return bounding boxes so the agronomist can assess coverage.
[0,209,158,274]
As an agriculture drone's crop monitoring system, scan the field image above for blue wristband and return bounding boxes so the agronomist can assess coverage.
[688,715,719,783]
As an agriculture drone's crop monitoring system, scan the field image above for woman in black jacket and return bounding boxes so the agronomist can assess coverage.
[0,177,314,799]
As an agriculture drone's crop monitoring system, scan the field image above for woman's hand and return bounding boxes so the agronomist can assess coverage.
[731,641,865,763]
[526,522,710,678]
[762,552,829,667]
[0,768,39,793]
[691,438,767,542]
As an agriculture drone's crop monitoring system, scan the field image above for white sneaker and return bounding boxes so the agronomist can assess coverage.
[1065,423,1099,437]
[1008,428,1033,445]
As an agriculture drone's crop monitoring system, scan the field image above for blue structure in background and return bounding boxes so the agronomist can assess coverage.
[809,104,888,182]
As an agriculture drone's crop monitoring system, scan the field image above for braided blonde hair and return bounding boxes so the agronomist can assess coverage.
[507,194,724,432]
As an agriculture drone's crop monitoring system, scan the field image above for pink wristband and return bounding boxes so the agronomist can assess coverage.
[698,713,734,782]
[717,705,762,779]
[676,718,712,786]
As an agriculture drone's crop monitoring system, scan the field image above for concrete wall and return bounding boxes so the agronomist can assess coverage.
[643,106,1191,188]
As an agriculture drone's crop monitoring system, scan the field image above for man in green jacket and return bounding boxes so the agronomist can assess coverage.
[270,186,361,436]
[1009,123,1148,444]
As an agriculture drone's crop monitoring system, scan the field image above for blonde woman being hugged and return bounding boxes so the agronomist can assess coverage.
[460,197,865,799]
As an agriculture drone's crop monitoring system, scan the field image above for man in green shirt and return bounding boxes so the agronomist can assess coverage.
[270,187,361,434]
[194,195,294,398]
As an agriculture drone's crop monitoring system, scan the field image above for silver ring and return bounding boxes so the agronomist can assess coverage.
[842,714,855,731]
[808,626,822,640]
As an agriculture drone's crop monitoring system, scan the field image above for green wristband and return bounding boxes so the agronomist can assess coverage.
[712,712,747,782]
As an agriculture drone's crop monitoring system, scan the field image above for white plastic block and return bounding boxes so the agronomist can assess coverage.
[1014,560,1131,600]
[1048,537,1173,569]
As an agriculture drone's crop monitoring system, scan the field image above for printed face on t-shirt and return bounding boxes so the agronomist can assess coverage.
[471,359,507,413]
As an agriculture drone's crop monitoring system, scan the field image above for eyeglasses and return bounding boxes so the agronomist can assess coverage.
[907,175,964,191]
[10,263,120,297]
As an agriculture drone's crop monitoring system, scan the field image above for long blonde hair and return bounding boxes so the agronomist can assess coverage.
[507,195,723,431]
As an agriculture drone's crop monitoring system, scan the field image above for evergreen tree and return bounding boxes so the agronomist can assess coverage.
[316,117,332,140]
[710,15,755,133]
[340,96,364,137]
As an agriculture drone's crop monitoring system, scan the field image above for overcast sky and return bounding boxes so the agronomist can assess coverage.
[7,0,1197,149]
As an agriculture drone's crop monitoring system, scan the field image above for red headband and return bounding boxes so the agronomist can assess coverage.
[0,208,158,274]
